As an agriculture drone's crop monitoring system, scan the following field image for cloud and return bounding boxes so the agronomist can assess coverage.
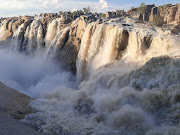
[99,0,109,9]
[42,1,49,7]
[52,0,59,4]
[0,0,132,17]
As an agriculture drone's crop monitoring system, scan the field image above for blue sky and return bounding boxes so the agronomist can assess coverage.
[108,0,179,6]
[0,0,179,17]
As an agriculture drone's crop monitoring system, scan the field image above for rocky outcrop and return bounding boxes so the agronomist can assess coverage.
[0,82,33,119]
[40,13,60,18]
[126,8,141,19]
[106,11,117,18]
[0,16,34,41]
[1,30,13,41]
[11,19,25,33]
[106,10,126,18]
[127,4,155,21]
[171,25,180,34]
[0,14,91,74]
[143,5,155,21]
[102,3,180,26]
[167,6,178,23]
[53,16,88,74]
[0,5,179,74]
[149,4,180,25]
[127,4,179,26]
[170,4,180,25]
[149,7,158,22]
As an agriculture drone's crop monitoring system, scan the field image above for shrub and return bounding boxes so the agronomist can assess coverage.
[100,14,106,18]
[153,15,164,26]
[137,3,147,15]
[83,6,91,14]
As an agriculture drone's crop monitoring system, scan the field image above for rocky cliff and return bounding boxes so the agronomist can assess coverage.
[149,4,180,25]
[0,12,180,76]
[0,15,92,74]
[127,3,180,26]
[0,5,180,135]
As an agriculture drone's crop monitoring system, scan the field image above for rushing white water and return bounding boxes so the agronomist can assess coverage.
[0,49,77,98]
[45,18,61,44]
[0,17,180,135]
[77,21,180,82]
[0,18,77,98]
[23,56,180,135]
[23,20,44,53]
[45,27,70,59]
[77,22,126,82]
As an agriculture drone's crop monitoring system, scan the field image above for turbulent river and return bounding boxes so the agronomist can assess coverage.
[0,17,180,135]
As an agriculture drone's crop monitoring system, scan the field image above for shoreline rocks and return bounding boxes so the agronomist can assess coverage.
[0,82,34,120]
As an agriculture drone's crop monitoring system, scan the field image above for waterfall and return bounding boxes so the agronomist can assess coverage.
[11,23,25,52]
[77,22,180,82]
[77,22,130,82]
[0,17,72,58]
[0,16,180,135]
[45,18,61,46]
[23,19,44,53]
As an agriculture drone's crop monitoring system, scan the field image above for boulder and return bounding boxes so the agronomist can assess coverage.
[171,25,180,34]
[126,8,141,19]
[106,11,116,18]
[143,4,155,21]
[149,7,158,22]
[167,6,178,23]
[126,8,137,14]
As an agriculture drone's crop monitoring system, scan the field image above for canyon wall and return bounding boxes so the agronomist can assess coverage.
[77,20,180,82]
[126,3,180,26]
[149,4,180,25]
[0,4,179,76]
[0,14,180,78]
[0,15,89,74]
[0,10,180,135]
